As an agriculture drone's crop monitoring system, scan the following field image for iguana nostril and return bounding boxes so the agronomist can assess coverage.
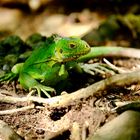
[59,49,63,53]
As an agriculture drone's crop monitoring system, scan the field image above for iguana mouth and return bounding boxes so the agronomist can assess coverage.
[63,50,90,62]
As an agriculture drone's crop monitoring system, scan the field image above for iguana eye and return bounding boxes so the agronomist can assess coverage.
[69,43,76,48]
[59,49,63,53]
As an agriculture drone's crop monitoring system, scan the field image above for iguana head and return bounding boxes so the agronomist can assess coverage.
[54,35,91,62]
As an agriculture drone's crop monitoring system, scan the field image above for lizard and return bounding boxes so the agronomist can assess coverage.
[0,34,90,97]
[1,34,140,97]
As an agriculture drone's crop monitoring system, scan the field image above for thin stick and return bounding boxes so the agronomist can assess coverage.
[0,104,34,115]
[103,58,127,73]
[0,94,49,104]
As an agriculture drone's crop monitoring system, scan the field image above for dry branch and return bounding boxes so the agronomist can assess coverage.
[0,70,140,108]
[0,104,34,115]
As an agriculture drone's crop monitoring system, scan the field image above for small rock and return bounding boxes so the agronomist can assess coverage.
[0,120,23,140]
[88,110,140,140]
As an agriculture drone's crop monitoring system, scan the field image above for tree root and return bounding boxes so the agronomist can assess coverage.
[45,70,140,107]
[0,70,140,109]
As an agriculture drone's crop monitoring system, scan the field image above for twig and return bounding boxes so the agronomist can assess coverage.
[71,122,81,140]
[0,94,49,104]
[103,58,127,73]
[114,101,140,114]
[82,121,89,140]
[0,104,34,115]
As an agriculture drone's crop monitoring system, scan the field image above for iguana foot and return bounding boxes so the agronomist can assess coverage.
[80,63,116,75]
[0,72,17,83]
[28,84,55,98]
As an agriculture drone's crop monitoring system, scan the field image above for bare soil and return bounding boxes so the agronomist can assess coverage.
[0,58,140,140]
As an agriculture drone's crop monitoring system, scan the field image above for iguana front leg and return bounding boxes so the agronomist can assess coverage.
[19,72,55,97]
[0,63,23,83]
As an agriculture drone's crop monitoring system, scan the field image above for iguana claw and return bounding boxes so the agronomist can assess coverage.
[0,72,17,83]
[28,84,55,98]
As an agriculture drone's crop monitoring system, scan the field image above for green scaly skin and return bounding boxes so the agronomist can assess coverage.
[0,35,90,97]
[1,34,138,97]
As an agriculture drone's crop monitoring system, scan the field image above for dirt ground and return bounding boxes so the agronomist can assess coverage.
[0,58,140,139]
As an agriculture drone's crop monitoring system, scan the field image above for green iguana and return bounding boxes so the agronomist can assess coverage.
[1,34,140,97]
[0,34,90,97]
